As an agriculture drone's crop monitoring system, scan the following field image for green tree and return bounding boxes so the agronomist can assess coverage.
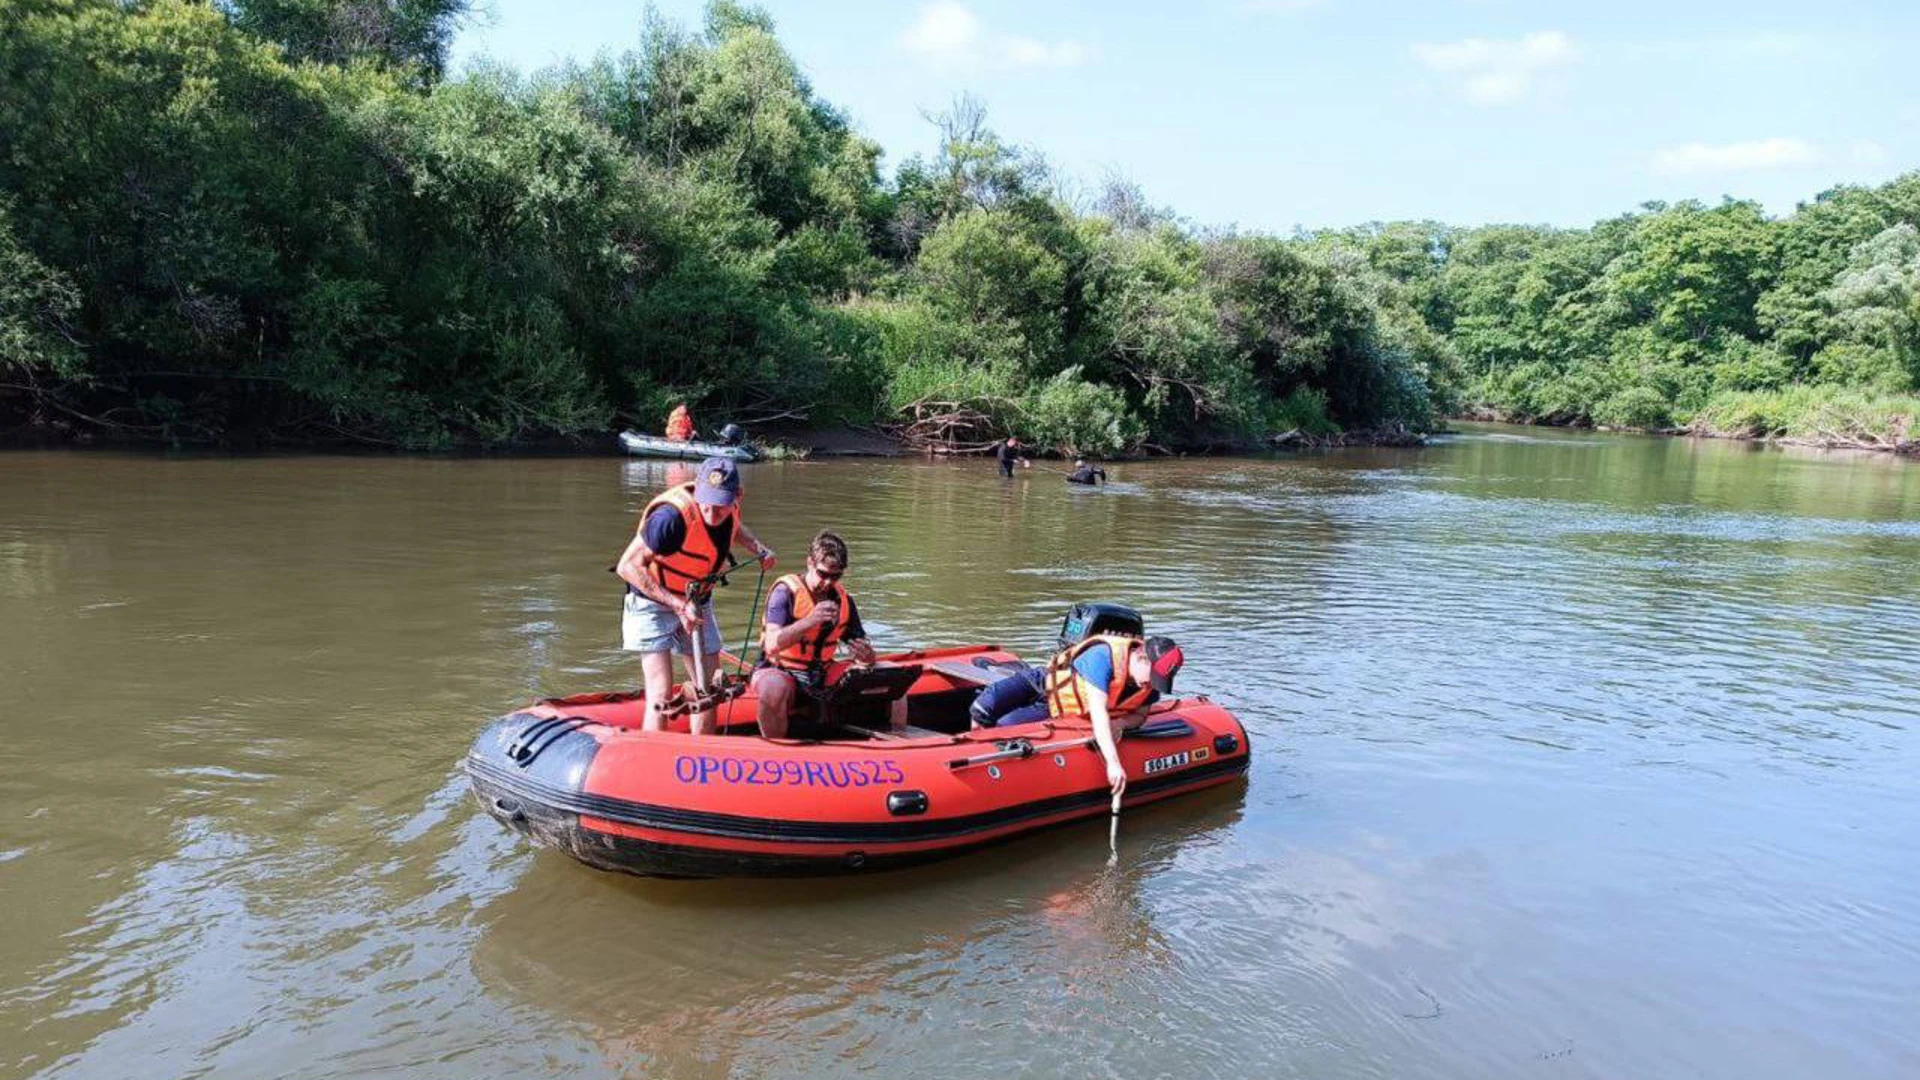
[914,207,1070,368]
[0,199,82,383]
[1817,223,1920,390]
[220,0,471,82]
[1606,200,1777,344]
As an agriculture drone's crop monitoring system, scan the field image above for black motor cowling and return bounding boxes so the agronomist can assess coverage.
[1056,601,1144,651]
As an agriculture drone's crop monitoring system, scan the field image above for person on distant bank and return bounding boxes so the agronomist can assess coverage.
[613,458,775,734]
[997,436,1030,478]
[665,403,695,442]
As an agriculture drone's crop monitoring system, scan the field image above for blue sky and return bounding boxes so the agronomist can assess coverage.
[452,0,1918,231]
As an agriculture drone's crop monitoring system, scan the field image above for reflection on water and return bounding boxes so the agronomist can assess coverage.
[3,425,1918,1079]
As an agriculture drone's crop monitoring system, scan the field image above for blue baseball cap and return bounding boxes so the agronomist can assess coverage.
[694,457,740,506]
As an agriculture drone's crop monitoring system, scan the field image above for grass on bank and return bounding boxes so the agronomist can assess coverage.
[1687,386,1919,447]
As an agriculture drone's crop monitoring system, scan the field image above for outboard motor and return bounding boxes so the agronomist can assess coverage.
[719,423,745,447]
[1056,601,1144,651]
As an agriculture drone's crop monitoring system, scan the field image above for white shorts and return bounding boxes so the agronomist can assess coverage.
[621,591,723,654]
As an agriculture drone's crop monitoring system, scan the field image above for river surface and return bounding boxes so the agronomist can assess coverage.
[3,424,1919,1080]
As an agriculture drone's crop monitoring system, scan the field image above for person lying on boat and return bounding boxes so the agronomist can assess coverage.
[665,403,695,442]
[976,634,1184,796]
[750,530,908,739]
[613,457,775,735]
[1066,459,1106,485]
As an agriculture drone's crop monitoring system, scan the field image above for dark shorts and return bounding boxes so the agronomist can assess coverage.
[755,664,833,737]
[775,665,830,698]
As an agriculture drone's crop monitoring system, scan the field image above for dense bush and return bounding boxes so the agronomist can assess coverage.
[1691,385,1919,444]
[1019,367,1143,456]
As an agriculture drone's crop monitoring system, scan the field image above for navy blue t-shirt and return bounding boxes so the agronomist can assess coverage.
[642,504,733,562]
[765,581,865,641]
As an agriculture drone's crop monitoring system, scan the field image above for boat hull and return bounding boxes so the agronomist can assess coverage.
[465,647,1250,878]
[617,429,757,461]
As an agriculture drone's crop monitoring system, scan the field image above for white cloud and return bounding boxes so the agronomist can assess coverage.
[899,4,1084,71]
[1000,36,1085,68]
[1411,31,1574,105]
[1852,140,1889,165]
[1650,137,1822,175]
[901,2,982,68]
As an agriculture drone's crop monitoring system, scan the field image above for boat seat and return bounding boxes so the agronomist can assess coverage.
[839,723,947,741]
[923,657,1033,687]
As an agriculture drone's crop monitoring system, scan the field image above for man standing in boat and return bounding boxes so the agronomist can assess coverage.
[751,531,906,738]
[614,458,775,734]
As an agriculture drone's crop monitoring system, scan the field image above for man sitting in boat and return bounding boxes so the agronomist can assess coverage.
[751,531,907,738]
[613,458,775,734]
[665,403,695,442]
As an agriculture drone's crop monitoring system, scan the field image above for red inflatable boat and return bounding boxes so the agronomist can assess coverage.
[465,644,1250,877]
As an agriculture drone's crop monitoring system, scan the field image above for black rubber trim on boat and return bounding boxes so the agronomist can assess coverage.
[508,716,592,767]
[466,752,1249,846]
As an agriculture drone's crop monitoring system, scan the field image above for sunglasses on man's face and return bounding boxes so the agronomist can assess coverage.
[811,565,844,583]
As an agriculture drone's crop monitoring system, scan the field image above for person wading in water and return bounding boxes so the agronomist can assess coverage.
[1066,459,1107,485]
[997,436,1030,478]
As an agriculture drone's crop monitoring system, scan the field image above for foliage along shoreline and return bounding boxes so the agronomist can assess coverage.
[2,2,1917,459]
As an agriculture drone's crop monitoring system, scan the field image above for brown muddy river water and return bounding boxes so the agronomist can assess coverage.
[4,424,1919,1079]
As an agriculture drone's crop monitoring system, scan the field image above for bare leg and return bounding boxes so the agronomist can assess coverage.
[752,667,794,738]
[640,651,677,732]
[889,697,909,732]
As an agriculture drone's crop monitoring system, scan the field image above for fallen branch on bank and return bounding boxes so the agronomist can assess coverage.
[884,397,1011,453]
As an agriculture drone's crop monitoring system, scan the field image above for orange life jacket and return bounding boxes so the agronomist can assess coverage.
[770,573,852,671]
[665,406,694,441]
[639,483,735,596]
[1045,633,1153,719]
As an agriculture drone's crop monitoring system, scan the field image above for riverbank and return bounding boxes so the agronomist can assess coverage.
[1685,387,1919,456]
[1460,387,1920,458]
[3,415,1433,460]
[740,423,1434,460]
